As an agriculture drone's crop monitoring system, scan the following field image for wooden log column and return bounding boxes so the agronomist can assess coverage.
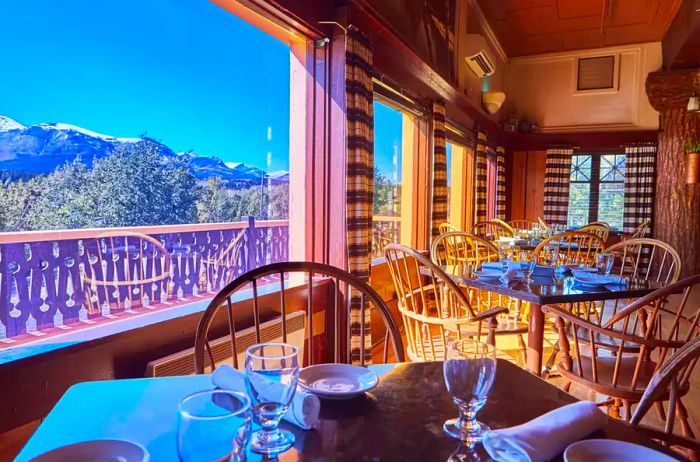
[646,69,700,276]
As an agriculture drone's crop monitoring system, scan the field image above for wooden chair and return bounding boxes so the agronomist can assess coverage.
[605,238,682,285]
[430,232,499,267]
[627,219,652,240]
[384,244,511,362]
[508,219,536,232]
[542,239,682,378]
[543,275,700,421]
[199,230,246,293]
[438,222,461,235]
[83,231,172,314]
[532,231,605,267]
[193,261,405,372]
[580,222,611,244]
[538,217,549,228]
[631,336,700,462]
[492,218,515,235]
[471,221,513,240]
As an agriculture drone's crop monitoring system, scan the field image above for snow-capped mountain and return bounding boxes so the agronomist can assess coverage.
[0,115,288,186]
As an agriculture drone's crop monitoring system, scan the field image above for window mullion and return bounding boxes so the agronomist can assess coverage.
[589,155,601,223]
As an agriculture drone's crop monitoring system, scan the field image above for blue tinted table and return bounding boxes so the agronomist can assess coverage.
[16,361,675,461]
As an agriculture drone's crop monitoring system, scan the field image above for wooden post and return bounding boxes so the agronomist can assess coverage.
[246,216,257,271]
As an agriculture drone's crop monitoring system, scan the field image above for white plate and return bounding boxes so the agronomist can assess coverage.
[29,439,149,462]
[298,363,379,399]
[564,439,676,462]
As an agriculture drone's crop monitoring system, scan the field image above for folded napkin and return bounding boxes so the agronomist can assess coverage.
[212,364,320,430]
[499,268,521,284]
[572,270,626,286]
[532,265,554,278]
[483,261,520,271]
[482,401,606,462]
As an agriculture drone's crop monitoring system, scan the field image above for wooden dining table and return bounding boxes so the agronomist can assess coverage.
[435,265,666,377]
[16,360,677,461]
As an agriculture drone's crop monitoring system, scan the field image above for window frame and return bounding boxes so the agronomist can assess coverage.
[568,151,626,231]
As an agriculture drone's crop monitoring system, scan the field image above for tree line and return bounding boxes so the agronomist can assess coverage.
[0,140,288,232]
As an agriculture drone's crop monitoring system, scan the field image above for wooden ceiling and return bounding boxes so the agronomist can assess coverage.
[475,0,683,57]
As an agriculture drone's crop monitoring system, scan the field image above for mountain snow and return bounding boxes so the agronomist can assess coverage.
[0,115,25,131]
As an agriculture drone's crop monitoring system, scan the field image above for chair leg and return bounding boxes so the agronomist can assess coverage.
[622,400,632,422]
[654,401,667,423]
[677,399,696,440]
[517,335,527,365]
[608,398,622,419]
[543,342,560,378]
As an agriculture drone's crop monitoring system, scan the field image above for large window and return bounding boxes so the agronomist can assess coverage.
[0,0,298,347]
[567,153,626,230]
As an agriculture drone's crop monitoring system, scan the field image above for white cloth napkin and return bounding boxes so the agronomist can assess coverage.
[212,364,321,430]
[482,401,606,462]
[499,268,521,284]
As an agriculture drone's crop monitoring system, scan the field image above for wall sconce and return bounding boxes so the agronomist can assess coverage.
[688,94,700,113]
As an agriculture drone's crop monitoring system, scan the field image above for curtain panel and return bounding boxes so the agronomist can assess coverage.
[496,146,507,220]
[623,143,657,235]
[345,26,374,365]
[430,101,448,239]
[474,130,488,223]
[543,146,574,226]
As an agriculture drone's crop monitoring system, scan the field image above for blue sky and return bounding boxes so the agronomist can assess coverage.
[0,0,291,171]
[373,101,402,183]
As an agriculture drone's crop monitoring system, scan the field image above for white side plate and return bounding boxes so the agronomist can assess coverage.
[299,363,379,400]
[564,439,676,462]
[29,439,149,462]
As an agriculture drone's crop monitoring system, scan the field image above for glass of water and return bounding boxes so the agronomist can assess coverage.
[245,343,299,455]
[177,389,251,462]
[443,339,497,444]
[498,244,512,271]
[596,252,614,275]
[519,251,537,282]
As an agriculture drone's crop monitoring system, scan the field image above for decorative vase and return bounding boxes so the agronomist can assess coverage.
[688,152,700,184]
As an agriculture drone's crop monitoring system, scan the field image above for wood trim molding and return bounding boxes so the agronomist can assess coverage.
[506,130,660,152]
[466,0,508,62]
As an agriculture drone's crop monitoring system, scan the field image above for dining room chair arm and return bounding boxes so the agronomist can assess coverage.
[468,306,509,322]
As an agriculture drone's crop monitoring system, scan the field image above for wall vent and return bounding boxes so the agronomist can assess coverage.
[577,55,616,91]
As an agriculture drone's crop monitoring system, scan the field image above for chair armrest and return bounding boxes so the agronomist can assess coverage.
[469,306,508,322]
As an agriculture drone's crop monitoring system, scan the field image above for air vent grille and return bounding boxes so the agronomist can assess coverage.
[577,55,615,91]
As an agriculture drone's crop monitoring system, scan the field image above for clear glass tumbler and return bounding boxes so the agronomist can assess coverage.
[443,339,497,445]
[245,343,299,455]
[177,389,251,462]
[596,252,614,275]
[519,251,537,282]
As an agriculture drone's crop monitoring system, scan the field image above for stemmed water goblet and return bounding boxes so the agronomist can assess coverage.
[498,244,512,271]
[443,339,497,445]
[245,343,299,455]
[519,251,537,282]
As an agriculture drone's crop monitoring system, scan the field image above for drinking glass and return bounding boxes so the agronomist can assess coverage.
[596,252,614,275]
[519,251,537,282]
[498,244,512,271]
[245,343,299,455]
[443,339,497,444]
[177,390,251,462]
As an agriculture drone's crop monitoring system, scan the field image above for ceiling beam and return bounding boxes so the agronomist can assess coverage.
[663,0,700,70]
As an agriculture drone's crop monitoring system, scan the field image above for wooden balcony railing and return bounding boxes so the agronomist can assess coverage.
[372,215,401,258]
[0,217,288,340]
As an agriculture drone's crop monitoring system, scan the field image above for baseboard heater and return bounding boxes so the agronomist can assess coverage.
[145,310,306,376]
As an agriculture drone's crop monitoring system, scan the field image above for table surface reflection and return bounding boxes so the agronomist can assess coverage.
[436,265,665,304]
[17,361,675,462]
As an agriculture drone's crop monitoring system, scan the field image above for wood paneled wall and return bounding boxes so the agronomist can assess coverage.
[510,150,546,222]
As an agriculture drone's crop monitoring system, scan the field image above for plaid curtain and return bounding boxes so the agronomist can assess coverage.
[623,143,656,235]
[543,146,574,226]
[345,26,373,365]
[474,130,488,223]
[496,146,506,220]
[430,101,448,238]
